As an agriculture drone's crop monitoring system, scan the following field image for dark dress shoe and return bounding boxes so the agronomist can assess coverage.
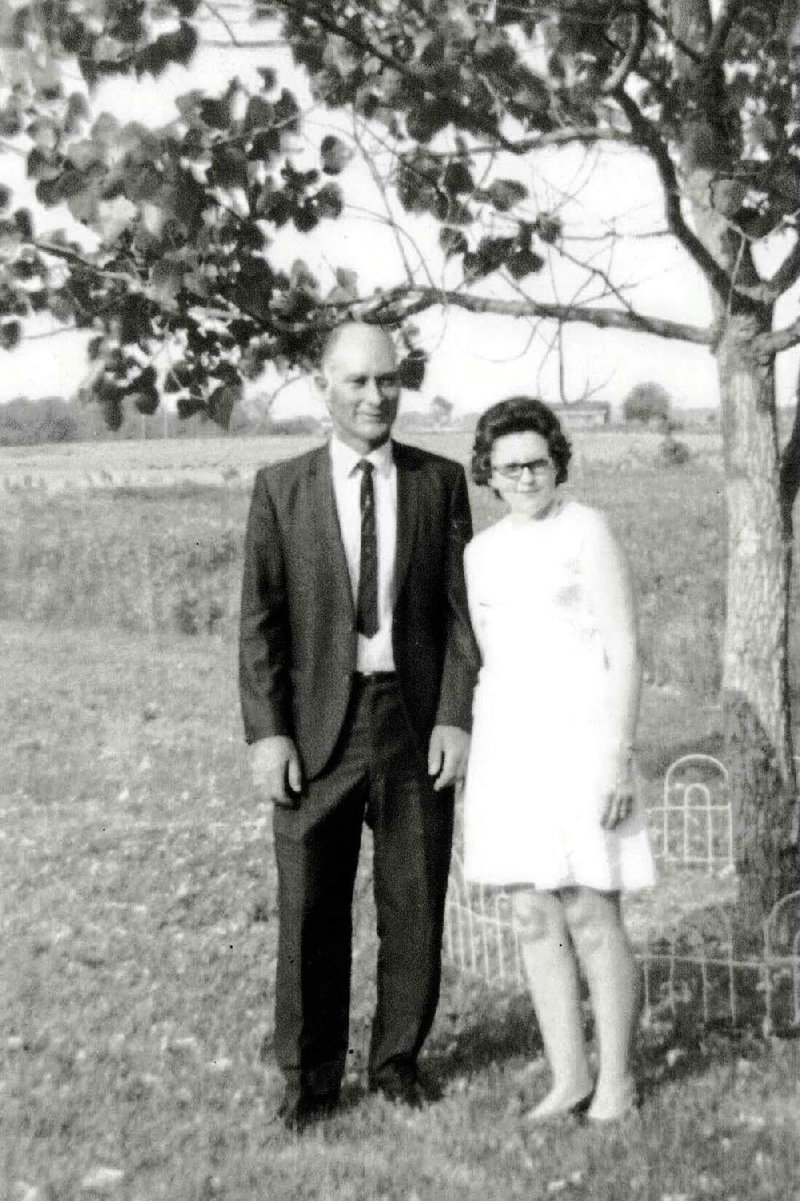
[276,1088,339,1133]
[370,1065,427,1108]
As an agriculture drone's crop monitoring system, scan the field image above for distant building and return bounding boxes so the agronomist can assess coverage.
[550,402,611,430]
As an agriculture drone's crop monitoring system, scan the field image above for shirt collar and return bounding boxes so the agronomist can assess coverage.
[329,435,394,480]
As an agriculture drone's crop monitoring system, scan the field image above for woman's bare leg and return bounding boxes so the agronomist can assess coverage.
[562,887,640,1120]
[512,890,593,1118]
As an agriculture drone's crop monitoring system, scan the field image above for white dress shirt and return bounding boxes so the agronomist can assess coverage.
[329,436,397,673]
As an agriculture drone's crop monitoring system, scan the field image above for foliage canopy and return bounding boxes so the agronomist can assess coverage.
[1,1,799,424]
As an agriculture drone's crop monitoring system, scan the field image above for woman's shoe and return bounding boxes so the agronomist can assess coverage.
[586,1076,639,1123]
[525,1085,594,1122]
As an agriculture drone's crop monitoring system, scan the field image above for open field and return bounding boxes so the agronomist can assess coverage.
[0,429,725,491]
[3,434,800,1200]
[0,430,785,695]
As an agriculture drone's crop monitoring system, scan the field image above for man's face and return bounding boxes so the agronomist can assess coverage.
[317,326,401,454]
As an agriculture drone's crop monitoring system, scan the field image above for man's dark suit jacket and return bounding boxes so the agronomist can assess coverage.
[239,439,478,784]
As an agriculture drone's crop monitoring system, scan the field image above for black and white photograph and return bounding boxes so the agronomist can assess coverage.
[2,2,799,1198]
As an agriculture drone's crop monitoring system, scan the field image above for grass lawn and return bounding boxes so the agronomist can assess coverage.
[3,620,798,1201]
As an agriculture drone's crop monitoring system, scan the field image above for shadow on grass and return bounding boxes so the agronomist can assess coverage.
[431,908,799,1106]
[637,734,725,780]
[429,983,542,1090]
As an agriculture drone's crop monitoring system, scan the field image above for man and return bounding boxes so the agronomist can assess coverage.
[239,321,478,1131]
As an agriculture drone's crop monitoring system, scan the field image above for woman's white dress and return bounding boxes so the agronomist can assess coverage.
[462,500,655,892]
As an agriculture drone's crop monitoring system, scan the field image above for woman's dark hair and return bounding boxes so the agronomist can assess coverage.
[471,396,572,487]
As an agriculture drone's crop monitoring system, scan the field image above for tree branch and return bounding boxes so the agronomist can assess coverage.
[704,0,747,60]
[273,0,515,147]
[351,117,420,287]
[277,1,422,94]
[601,0,648,95]
[201,0,244,46]
[614,88,735,299]
[765,239,800,298]
[426,126,634,160]
[31,248,714,349]
[203,38,288,47]
[340,285,713,344]
[643,3,705,63]
[554,240,643,323]
[0,139,27,158]
[34,240,139,288]
[34,239,236,322]
[758,317,800,355]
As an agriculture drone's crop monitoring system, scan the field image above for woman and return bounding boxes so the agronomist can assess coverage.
[462,397,655,1123]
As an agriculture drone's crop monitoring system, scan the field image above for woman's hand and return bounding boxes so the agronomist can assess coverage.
[600,754,636,830]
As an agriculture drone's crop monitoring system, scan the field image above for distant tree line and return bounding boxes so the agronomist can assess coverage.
[2,386,732,446]
[0,396,95,445]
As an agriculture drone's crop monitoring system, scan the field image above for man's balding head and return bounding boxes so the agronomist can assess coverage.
[315,321,400,454]
[319,322,396,375]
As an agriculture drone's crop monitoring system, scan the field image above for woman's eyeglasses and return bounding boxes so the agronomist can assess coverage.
[492,458,554,480]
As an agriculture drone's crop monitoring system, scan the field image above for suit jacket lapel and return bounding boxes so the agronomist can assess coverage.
[309,445,355,623]
[393,440,419,599]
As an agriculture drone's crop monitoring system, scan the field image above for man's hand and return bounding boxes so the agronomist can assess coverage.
[428,725,470,792]
[251,736,303,807]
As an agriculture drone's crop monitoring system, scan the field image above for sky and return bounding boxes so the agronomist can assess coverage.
[1,14,798,417]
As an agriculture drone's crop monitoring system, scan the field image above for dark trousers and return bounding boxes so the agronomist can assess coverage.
[272,676,454,1098]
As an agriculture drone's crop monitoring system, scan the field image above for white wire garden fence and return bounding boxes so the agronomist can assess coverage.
[444,754,800,1035]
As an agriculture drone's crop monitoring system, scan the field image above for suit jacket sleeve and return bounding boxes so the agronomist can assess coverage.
[434,465,480,732]
[238,469,293,744]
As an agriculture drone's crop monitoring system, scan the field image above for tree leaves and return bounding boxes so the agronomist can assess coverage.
[0,320,21,350]
[406,99,453,143]
[487,178,528,212]
[171,0,201,16]
[397,351,426,390]
[274,89,300,132]
[244,96,274,133]
[461,233,545,281]
[440,227,468,258]
[119,295,154,343]
[135,22,199,77]
[207,384,239,428]
[506,248,545,279]
[177,395,205,419]
[129,366,160,415]
[13,208,33,240]
[320,135,351,175]
[200,96,233,131]
[97,196,139,242]
[443,160,474,196]
[314,182,343,219]
[210,146,249,190]
[1,0,797,437]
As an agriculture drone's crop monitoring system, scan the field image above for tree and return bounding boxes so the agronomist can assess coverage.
[624,381,672,425]
[431,394,455,427]
[2,0,800,913]
[0,394,88,444]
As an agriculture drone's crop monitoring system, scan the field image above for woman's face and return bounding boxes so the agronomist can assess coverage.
[490,430,558,519]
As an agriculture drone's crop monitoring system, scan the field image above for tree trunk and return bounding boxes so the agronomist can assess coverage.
[779,371,800,537]
[668,0,799,917]
[717,311,799,917]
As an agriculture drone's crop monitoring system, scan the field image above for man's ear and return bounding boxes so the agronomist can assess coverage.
[313,369,329,398]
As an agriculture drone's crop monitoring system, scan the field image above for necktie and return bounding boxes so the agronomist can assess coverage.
[356,459,379,637]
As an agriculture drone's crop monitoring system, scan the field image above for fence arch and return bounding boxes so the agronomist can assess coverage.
[648,754,732,872]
